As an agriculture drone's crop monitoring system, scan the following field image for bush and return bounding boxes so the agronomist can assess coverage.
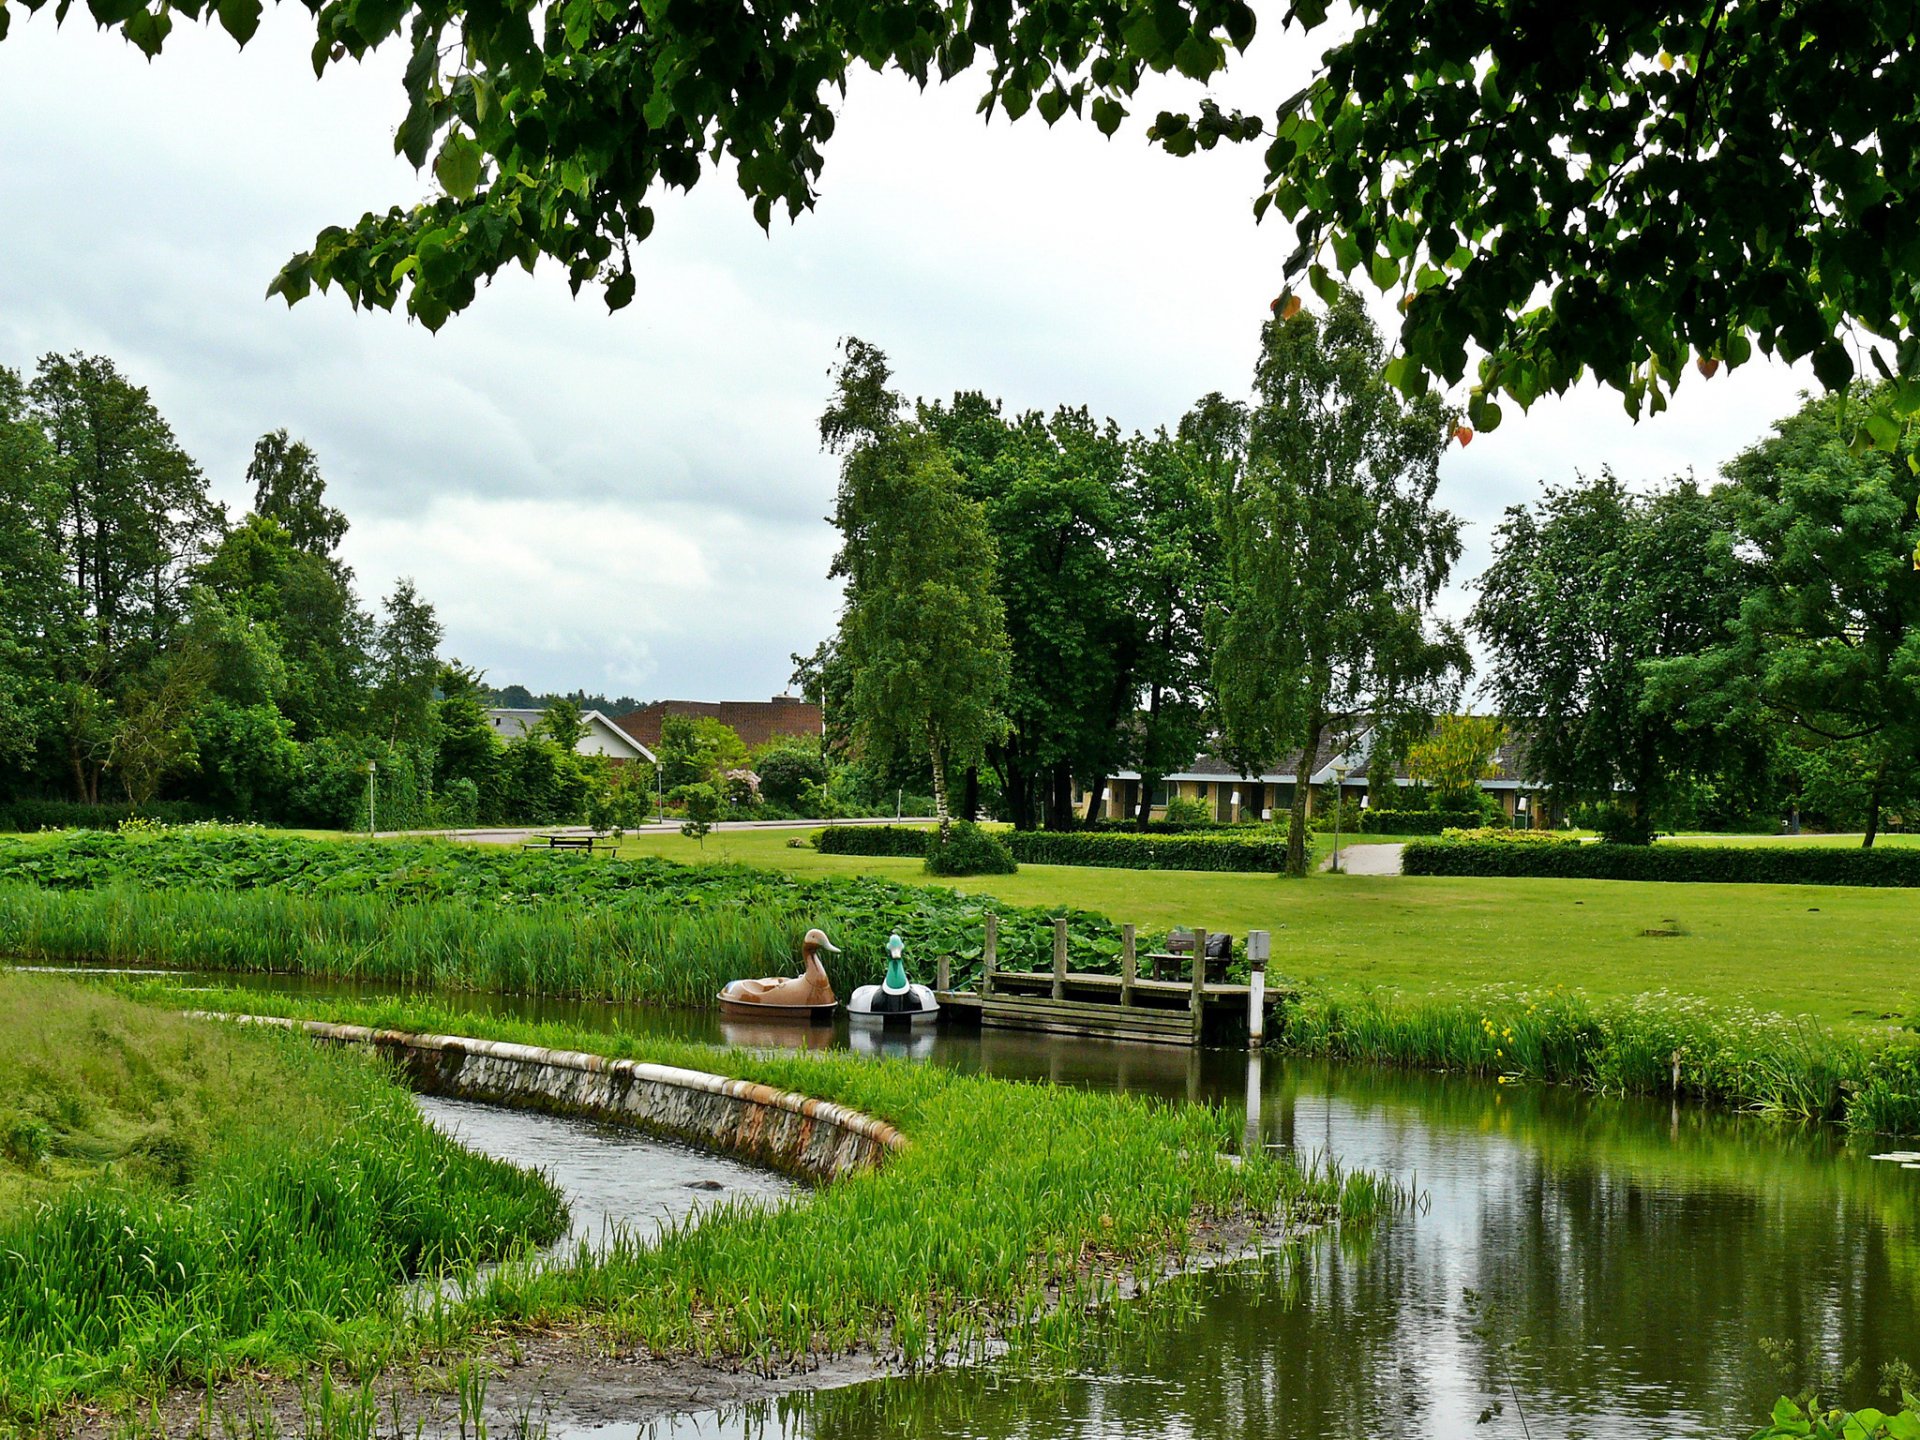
[1360,807,1498,835]
[1439,826,1577,844]
[818,824,1292,873]
[1402,838,1920,886]
[436,776,481,828]
[0,799,213,833]
[1595,806,1657,845]
[1308,798,1364,834]
[925,821,1018,876]
[1161,795,1214,826]
[754,743,829,810]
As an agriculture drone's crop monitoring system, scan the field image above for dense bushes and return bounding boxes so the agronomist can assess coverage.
[1361,807,1503,835]
[925,821,1018,876]
[816,824,1293,872]
[1403,838,1920,886]
[0,800,215,833]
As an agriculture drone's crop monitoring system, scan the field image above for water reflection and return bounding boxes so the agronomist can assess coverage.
[29,964,1920,1436]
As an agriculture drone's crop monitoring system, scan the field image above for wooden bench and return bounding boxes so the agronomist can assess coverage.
[520,834,618,855]
[1145,930,1231,984]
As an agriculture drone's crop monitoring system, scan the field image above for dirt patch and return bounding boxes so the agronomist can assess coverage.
[59,1212,1310,1439]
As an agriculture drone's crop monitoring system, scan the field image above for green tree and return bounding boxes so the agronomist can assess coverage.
[0,365,71,787]
[34,0,1913,423]
[752,737,828,811]
[366,579,442,748]
[537,697,587,752]
[434,661,503,819]
[1653,390,1920,845]
[1474,472,1756,833]
[29,353,223,802]
[656,714,749,791]
[676,782,721,846]
[1209,290,1467,876]
[1405,715,1506,810]
[824,340,1009,836]
[248,430,347,561]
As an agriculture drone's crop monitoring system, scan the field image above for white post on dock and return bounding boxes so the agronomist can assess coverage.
[982,913,997,996]
[1051,918,1069,1000]
[1247,929,1270,1049]
[936,952,950,995]
[1245,1050,1263,1156]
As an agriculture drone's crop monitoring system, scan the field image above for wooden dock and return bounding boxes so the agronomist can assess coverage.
[933,915,1283,1048]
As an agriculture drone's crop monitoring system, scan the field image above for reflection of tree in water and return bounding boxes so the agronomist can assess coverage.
[633,1057,1920,1440]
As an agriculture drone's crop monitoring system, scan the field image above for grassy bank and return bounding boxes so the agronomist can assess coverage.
[95,983,1395,1436]
[0,976,566,1429]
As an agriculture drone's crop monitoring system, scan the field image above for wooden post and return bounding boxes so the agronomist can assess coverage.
[936,952,950,994]
[1191,924,1208,1043]
[1120,924,1136,1007]
[1052,918,1068,1000]
[982,913,997,996]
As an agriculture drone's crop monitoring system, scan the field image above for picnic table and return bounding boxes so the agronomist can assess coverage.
[519,833,619,856]
[1143,929,1233,984]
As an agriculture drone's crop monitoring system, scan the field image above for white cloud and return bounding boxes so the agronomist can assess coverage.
[0,8,1819,700]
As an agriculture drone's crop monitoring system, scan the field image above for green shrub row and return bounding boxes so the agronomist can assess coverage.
[1360,807,1502,835]
[817,824,1291,872]
[0,800,216,833]
[1402,838,1920,886]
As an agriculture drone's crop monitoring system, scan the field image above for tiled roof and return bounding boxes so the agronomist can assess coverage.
[614,696,823,751]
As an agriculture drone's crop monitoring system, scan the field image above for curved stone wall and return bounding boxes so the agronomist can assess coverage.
[207,1015,906,1181]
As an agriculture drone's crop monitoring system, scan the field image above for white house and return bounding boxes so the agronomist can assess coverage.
[484,708,656,764]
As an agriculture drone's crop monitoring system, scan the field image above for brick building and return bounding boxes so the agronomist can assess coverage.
[613,695,823,752]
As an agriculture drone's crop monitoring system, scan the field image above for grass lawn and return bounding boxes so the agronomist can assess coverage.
[610,825,1920,1030]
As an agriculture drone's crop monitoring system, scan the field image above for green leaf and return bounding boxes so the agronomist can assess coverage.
[434,133,483,201]
[214,0,260,44]
[605,269,635,311]
[1369,253,1398,290]
[1812,341,1855,391]
[1091,96,1124,137]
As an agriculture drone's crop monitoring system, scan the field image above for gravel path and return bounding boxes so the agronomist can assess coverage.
[1322,842,1404,875]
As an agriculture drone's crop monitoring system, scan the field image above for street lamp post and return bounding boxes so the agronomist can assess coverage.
[1331,763,1351,873]
[366,759,377,839]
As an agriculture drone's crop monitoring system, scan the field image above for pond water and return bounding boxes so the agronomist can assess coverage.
[26,966,1920,1437]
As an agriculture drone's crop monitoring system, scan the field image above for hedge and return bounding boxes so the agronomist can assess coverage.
[1402,839,1920,887]
[1361,808,1501,835]
[816,824,1291,873]
[0,800,216,833]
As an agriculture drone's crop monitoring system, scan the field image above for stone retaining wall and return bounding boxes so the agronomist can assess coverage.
[207,1015,906,1181]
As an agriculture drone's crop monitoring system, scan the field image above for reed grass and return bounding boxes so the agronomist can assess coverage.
[0,977,567,1430]
[81,984,1401,1437]
[1281,984,1920,1133]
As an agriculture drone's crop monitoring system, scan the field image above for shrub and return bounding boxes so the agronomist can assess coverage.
[1359,807,1497,835]
[753,742,829,810]
[1308,798,1364,834]
[1402,838,1920,886]
[1006,829,1290,872]
[925,821,1018,876]
[436,776,481,828]
[814,825,931,858]
[1439,826,1576,844]
[675,782,721,845]
[1595,806,1657,845]
[0,799,214,833]
[1161,795,1214,826]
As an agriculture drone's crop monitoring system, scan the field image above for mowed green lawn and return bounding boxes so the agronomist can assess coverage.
[611,825,1920,1029]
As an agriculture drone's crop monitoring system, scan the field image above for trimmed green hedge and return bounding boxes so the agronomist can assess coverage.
[1361,808,1500,835]
[1403,839,1920,887]
[816,825,1291,873]
[0,800,217,833]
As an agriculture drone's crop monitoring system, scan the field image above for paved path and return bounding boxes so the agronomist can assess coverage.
[1321,842,1404,875]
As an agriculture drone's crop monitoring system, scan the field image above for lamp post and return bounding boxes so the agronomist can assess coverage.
[1331,763,1351,872]
[366,759,377,838]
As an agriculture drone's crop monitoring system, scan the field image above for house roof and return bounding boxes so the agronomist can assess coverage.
[485,708,655,762]
[613,696,823,751]
[1118,722,1542,791]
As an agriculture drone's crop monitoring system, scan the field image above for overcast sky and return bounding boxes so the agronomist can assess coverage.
[0,10,1819,703]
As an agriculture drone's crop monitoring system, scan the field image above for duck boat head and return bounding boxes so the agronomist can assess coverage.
[849,932,940,1028]
[717,928,839,1022]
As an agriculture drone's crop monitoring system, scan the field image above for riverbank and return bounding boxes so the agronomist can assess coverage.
[0,976,567,1432]
[42,985,1390,1438]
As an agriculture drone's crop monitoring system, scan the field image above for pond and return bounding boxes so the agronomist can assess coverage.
[26,966,1919,1437]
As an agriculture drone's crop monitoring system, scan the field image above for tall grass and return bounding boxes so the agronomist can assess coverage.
[0,978,567,1429]
[98,987,1401,1427]
[1282,985,1920,1134]
[0,885,811,1007]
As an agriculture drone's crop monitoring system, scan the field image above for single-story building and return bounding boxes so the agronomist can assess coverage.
[1078,726,1548,825]
[484,708,656,764]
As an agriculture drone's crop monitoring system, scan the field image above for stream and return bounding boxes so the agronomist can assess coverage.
[36,967,1920,1438]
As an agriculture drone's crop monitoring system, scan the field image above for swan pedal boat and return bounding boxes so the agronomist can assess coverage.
[716,928,839,1023]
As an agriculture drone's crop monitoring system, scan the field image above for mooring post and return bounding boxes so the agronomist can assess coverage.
[1052,918,1069,1000]
[982,913,997,996]
[1190,924,1208,1043]
[936,952,950,995]
[1247,929,1270,1049]
[1120,923,1136,1007]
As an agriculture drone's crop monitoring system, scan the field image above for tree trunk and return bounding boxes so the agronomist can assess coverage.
[1864,763,1885,849]
[1287,714,1325,878]
[1136,776,1156,830]
[1004,756,1035,831]
[1045,763,1073,830]
[961,766,979,823]
[929,733,951,839]
[1083,785,1102,827]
